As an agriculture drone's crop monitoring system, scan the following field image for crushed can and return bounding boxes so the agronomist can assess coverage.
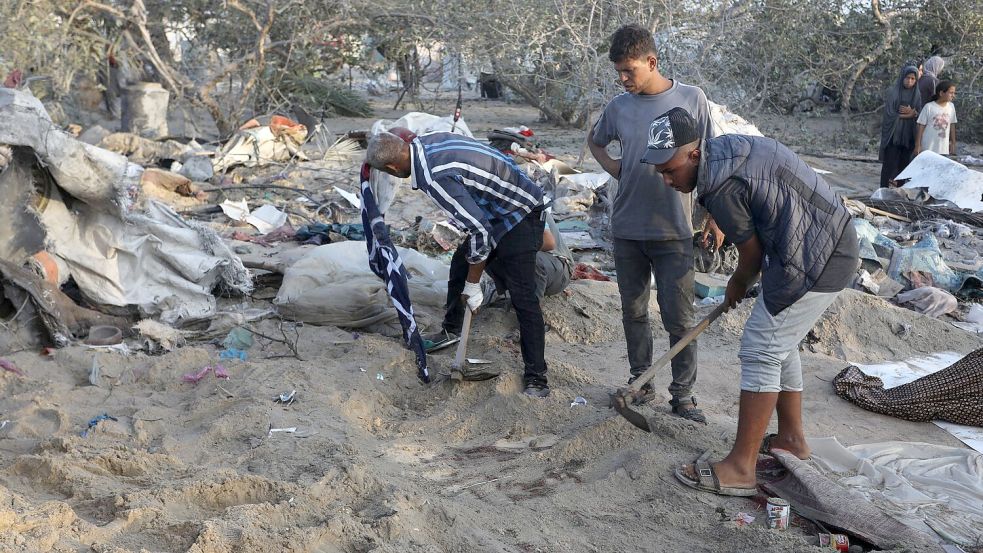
[766,497,790,530]
[818,533,850,551]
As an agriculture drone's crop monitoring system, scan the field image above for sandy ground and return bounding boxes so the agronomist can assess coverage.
[2,96,982,552]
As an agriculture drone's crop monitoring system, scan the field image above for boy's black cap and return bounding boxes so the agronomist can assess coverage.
[640,107,700,165]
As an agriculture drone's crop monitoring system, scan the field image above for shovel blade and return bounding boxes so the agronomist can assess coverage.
[609,392,652,432]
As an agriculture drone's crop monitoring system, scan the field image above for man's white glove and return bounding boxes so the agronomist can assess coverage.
[462,281,483,312]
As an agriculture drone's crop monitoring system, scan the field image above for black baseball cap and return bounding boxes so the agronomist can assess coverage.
[640,107,701,165]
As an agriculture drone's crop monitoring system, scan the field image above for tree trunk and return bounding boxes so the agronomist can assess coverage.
[841,0,897,122]
[491,68,571,127]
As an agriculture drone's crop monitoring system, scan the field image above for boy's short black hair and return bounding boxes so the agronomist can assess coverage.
[609,24,657,63]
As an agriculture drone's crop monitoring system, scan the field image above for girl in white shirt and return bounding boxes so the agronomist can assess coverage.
[915,81,957,156]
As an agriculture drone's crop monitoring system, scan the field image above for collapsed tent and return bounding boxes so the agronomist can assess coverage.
[0,88,251,325]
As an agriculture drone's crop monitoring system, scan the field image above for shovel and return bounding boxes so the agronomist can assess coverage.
[609,302,727,432]
[450,306,474,375]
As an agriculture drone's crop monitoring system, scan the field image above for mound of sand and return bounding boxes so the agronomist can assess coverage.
[4,278,979,552]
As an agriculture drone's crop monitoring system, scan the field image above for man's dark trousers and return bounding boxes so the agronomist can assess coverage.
[613,237,697,400]
[442,211,547,386]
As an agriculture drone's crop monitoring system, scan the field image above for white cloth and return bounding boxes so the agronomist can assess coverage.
[810,437,983,547]
[917,101,957,154]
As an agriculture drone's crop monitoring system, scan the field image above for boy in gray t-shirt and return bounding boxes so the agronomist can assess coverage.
[588,24,718,422]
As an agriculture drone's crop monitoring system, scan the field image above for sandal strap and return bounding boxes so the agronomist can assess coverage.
[694,459,718,489]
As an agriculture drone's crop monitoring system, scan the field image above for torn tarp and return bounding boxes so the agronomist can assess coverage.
[0,87,251,324]
[213,116,308,173]
[898,151,983,212]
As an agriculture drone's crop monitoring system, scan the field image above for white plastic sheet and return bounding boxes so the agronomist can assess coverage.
[811,437,983,547]
[899,151,983,212]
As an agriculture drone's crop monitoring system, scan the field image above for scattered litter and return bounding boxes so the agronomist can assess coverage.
[219,348,248,361]
[734,512,756,527]
[698,295,724,306]
[182,364,231,383]
[213,115,308,172]
[898,151,983,212]
[695,272,729,299]
[0,420,10,431]
[333,186,361,209]
[466,358,493,365]
[570,396,587,407]
[223,327,254,351]
[275,390,297,404]
[88,357,101,386]
[182,366,212,383]
[221,200,289,234]
[80,413,118,438]
[213,364,230,380]
[84,325,123,346]
[0,359,25,377]
[267,425,298,437]
[817,533,850,551]
[952,304,983,333]
[376,373,385,381]
[895,287,958,318]
[766,497,790,530]
[359,367,366,372]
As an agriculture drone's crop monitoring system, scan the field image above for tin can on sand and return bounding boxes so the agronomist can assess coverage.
[818,533,850,551]
[766,498,790,530]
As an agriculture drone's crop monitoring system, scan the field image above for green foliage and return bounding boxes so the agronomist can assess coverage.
[267,74,372,118]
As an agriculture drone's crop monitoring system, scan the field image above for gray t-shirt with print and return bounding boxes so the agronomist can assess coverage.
[592,81,715,241]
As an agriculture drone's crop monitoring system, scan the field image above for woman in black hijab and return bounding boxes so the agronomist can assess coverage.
[879,65,923,188]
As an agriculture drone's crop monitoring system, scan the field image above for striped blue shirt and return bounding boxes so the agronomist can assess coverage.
[410,132,545,263]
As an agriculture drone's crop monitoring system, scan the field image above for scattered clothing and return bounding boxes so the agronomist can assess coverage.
[895,286,957,318]
[295,223,365,245]
[833,348,983,427]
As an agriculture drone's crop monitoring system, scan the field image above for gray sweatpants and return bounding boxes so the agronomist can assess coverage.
[739,290,840,392]
[613,238,697,399]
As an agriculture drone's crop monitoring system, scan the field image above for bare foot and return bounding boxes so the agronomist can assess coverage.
[766,434,811,460]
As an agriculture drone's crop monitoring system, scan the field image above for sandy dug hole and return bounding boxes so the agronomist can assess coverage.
[2,281,981,552]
